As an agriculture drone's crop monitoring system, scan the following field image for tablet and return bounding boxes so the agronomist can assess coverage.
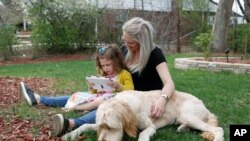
[86,76,114,91]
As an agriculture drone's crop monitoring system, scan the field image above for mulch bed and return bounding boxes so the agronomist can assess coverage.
[0,77,61,141]
[0,53,92,66]
[0,77,54,107]
[0,54,92,141]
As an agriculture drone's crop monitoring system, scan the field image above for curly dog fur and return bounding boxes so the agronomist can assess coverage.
[62,90,224,141]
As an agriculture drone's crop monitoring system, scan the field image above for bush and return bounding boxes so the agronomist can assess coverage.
[0,25,17,60]
[27,0,99,54]
[192,33,213,59]
[227,24,250,54]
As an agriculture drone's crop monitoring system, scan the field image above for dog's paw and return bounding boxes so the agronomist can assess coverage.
[200,131,214,141]
[213,127,224,141]
[61,134,72,141]
[177,125,190,132]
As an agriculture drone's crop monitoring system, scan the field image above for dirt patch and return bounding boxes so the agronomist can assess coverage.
[0,77,55,108]
[0,53,93,66]
[0,115,61,141]
[0,77,61,141]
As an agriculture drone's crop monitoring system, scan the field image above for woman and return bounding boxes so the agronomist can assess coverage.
[121,17,175,118]
[52,17,175,136]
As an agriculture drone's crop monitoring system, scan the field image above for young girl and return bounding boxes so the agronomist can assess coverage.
[20,44,134,136]
[61,44,134,111]
[20,44,133,108]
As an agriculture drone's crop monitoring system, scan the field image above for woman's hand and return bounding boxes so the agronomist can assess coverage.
[151,97,166,118]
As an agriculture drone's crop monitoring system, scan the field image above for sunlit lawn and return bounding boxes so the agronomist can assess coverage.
[0,53,249,141]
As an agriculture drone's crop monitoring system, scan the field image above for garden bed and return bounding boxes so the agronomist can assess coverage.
[175,57,250,74]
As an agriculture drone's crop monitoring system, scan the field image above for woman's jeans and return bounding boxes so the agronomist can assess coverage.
[40,95,96,128]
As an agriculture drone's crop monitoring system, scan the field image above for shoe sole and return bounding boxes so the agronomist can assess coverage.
[20,82,32,106]
[52,114,64,136]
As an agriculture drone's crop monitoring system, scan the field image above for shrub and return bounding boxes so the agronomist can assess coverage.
[192,33,213,59]
[227,24,250,54]
[0,25,17,60]
[27,0,99,54]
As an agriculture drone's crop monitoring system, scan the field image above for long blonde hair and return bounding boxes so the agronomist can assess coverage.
[122,17,155,73]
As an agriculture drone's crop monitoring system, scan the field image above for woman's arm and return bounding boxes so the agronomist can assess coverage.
[151,62,175,118]
[157,62,175,100]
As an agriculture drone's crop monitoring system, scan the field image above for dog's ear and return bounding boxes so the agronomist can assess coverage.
[120,103,137,137]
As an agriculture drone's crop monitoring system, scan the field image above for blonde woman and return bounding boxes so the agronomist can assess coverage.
[121,17,175,118]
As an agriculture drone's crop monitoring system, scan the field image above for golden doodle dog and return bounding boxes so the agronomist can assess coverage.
[62,90,224,141]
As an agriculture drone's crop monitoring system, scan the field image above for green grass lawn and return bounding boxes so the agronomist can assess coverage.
[0,53,249,141]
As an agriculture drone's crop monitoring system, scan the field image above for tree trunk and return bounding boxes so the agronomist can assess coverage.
[212,0,234,52]
[244,0,250,22]
[176,0,181,53]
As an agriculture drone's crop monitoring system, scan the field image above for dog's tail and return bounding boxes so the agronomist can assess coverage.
[200,113,220,141]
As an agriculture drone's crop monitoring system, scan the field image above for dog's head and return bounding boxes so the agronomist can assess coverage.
[96,99,137,141]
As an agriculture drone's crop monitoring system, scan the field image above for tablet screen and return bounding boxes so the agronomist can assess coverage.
[86,76,113,91]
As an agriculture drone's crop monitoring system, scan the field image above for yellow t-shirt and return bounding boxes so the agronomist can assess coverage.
[117,69,134,91]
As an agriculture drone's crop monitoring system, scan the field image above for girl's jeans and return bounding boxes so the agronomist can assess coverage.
[40,95,96,128]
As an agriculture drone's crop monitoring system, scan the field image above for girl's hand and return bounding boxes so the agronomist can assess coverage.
[96,90,105,94]
[87,81,95,89]
[108,81,121,91]
[61,107,75,112]
[151,97,166,118]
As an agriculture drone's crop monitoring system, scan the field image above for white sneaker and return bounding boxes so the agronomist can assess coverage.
[19,82,37,106]
[52,114,69,137]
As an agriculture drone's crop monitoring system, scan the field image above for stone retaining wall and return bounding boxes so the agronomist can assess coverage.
[175,57,250,74]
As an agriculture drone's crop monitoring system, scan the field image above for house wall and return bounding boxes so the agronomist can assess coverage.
[92,0,246,53]
[88,0,172,12]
